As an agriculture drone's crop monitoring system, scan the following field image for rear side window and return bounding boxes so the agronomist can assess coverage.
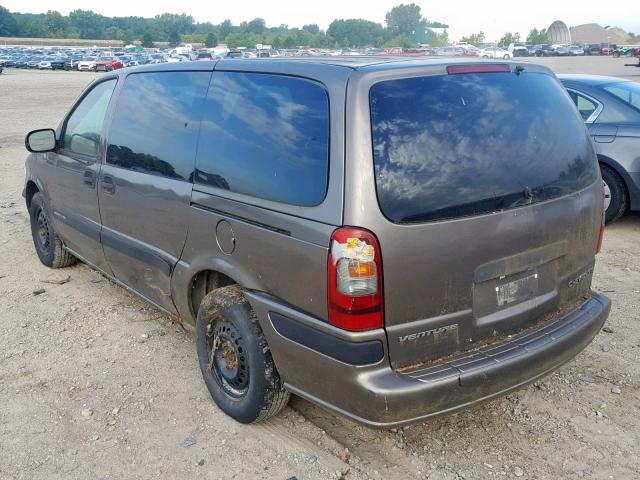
[106,72,210,181]
[195,72,329,206]
[567,89,600,122]
[370,71,598,223]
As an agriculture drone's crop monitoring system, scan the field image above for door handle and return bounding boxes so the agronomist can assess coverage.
[102,175,115,194]
[83,169,96,188]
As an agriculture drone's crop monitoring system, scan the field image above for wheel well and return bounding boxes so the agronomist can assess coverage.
[25,181,39,208]
[599,160,629,197]
[190,270,236,318]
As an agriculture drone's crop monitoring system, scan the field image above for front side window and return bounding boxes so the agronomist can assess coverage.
[106,72,210,181]
[195,72,330,207]
[370,71,598,223]
[63,79,116,157]
[604,81,640,112]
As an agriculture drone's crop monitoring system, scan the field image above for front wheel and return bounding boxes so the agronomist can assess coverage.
[196,286,290,423]
[600,165,628,224]
[29,193,76,268]
[503,54,510,59]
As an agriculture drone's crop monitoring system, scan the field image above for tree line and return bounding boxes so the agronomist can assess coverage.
[0,3,450,48]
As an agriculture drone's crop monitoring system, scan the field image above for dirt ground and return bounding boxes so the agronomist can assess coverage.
[0,56,639,480]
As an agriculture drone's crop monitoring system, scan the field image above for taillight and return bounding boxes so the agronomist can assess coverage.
[327,227,383,331]
[446,64,510,75]
[596,181,605,254]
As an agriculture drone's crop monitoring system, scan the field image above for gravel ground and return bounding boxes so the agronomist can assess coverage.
[0,57,639,480]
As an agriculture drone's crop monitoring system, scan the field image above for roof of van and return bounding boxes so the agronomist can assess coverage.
[557,74,631,85]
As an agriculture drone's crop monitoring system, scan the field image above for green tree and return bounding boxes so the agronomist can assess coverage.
[431,30,449,47]
[385,35,412,48]
[327,19,385,47]
[154,13,194,39]
[385,3,422,37]
[44,10,68,38]
[68,9,106,39]
[246,17,265,35]
[105,26,123,40]
[217,19,233,40]
[168,29,181,47]
[499,32,520,47]
[526,27,548,44]
[141,31,154,48]
[0,5,18,36]
[204,32,218,47]
[460,31,485,46]
[122,29,134,45]
[302,23,320,35]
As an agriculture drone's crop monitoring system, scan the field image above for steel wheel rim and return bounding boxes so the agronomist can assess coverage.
[206,320,249,397]
[603,180,612,212]
[36,209,51,251]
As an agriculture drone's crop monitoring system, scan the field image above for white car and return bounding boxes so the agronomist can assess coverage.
[38,59,53,70]
[77,57,96,71]
[480,47,512,59]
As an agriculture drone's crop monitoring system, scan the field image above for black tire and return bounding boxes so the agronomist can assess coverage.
[601,164,628,224]
[28,192,76,268]
[196,285,289,423]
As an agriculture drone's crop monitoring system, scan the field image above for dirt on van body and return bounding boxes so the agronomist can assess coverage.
[1,60,639,480]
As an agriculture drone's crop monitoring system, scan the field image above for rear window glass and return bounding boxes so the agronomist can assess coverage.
[195,72,329,206]
[370,71,597,223]
[604,81,640,111]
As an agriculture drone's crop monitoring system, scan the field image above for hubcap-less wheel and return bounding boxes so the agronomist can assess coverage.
[603,180,612,212]
[36,209,51,251]
[207,320,249,397]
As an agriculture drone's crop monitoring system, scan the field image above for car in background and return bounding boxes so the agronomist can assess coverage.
[27,57,42,69]
[64,57,81,70]
[535,44,556,56]
[507,42,529,56]
[525,44,538,56]
[38,57,55,69]
[95,57,123,71]
[479,46,511,59]
[554,45,571,56]
[196,52,214,61]
[50,58,67,70]
[585,44,602,55]
[569,45,585,56]
[600,46,614,55]
[78,56,97,71]
[560,74,640,223]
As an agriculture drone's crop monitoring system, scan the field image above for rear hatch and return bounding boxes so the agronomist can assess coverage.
[352,63,602,369]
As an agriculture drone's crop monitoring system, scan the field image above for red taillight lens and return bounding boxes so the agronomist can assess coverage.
[446,64,510,74]
[596,181,605,254]
[328,227,383,331]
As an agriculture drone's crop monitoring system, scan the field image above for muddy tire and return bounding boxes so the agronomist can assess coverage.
[196,285,289,423]
[601,164,628,224]
[29,192,76,268]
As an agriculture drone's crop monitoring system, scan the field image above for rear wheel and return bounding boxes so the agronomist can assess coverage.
[600,164,628,224]
[196,286,289,423]
[28,193,76,268]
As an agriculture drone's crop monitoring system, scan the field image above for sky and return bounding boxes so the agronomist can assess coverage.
[3,0,640,42]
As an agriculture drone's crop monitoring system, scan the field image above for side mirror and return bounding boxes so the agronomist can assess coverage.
[25,128,56,153]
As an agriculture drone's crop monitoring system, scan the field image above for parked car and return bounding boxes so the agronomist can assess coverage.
[77,56,97,71]
[479,46,511,59]
[23,59,610,427]
[95,57,123,72]
[569,45,586,56]
[560,74,640,223]
[507,42,529,56]
[38,57,55,69]
[601,46,614,55]
[613,45,638,57]
[535,44,556,56]
[196,52,213,61]
[554,45,571,56]
[585,44,602,55]
[50,57,68,70]
[27,57,42,69]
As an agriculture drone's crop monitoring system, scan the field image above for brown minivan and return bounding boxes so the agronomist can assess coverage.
[23,58,610,427]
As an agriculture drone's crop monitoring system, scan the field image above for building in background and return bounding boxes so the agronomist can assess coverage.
[547,20,571,43]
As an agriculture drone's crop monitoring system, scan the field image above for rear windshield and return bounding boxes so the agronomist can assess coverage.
[369,71,597,223]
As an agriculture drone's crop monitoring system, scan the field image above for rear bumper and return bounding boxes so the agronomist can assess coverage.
[248,292,611,428]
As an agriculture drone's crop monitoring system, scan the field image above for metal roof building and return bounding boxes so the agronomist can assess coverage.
[547,21,571,43]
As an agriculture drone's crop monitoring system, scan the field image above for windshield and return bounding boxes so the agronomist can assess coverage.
[603,81,640,112]
[369,71,598,223]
